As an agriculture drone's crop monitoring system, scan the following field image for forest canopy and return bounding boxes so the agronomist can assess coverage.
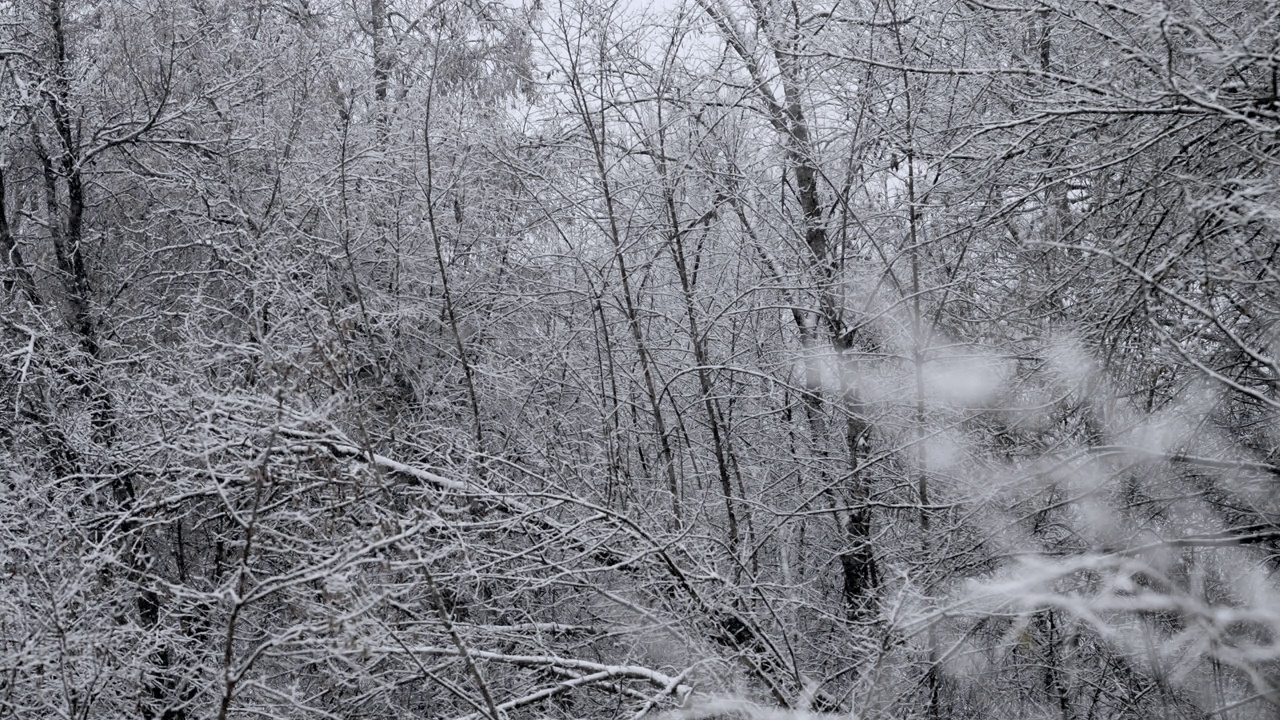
[2,0,1280,718]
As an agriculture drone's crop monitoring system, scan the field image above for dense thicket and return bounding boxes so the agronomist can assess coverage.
[3,0,1279,718]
